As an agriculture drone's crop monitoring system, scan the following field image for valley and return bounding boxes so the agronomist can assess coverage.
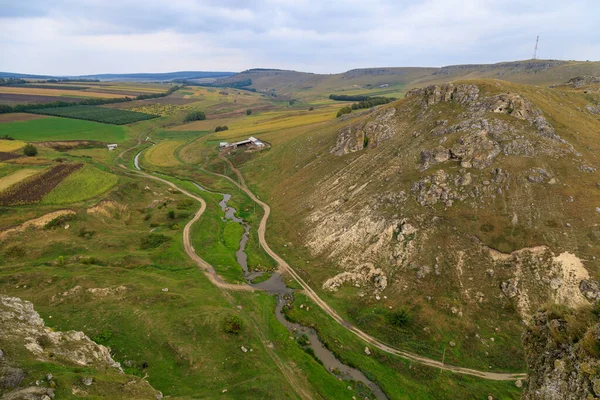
[1,60,599,399]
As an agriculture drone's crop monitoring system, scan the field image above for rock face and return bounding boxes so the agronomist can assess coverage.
[405,83,480,106]
[331,107,398,156]
[522,309,600,400]
[0,295,162,399]
[565,75,600,88]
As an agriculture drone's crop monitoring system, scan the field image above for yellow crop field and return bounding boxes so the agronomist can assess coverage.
[130,103,191,116]
[0,86,124,99]
[0,169,39,191]
[144,140,186,167]
[0,140,26,152]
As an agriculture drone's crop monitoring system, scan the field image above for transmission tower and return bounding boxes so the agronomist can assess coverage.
[532,35,539,60]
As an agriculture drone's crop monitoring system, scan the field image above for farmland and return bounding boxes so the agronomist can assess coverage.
[0,169,39,191]
[0,117,127,142]
[41,164,118,204]
[27,105,158,125]
[0,139,26,152]
[0,163,82,206]
[0,86,126,99]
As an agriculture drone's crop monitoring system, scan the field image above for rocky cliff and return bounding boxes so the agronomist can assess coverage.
[259,78,600,368]
[523,306,600,400]
[0,295,162,399]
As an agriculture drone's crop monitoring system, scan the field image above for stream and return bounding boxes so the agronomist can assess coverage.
[218,191,387,399]
[137,149,386,399]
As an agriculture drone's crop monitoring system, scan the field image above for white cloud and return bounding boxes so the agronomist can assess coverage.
[0,0,598,74]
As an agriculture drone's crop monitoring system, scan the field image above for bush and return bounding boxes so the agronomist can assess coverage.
[336,106,352,118]
[176,199,194,209]
[223,314,244,334]
[78,227,96,239]
[388,308,412,327]
[184,111,206,122]
[140,233,170,250]
[246,109,252,115]
[167,210,176,219]
[309,107,314,111]
[23,144,38,157]
[214,125,229,132]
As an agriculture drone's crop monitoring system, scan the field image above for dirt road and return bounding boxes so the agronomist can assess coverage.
[119,139,526,381]
[215,155,527,382]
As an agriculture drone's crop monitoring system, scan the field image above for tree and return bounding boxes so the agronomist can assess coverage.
[23,144,38,156]
[184,111,206,122]
[336,106,352,118]
[246,109,252,115]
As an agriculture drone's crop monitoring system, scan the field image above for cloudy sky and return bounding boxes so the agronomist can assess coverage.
[1,0,598,75]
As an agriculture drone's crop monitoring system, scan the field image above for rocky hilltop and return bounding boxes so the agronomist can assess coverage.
[255,77,600,371]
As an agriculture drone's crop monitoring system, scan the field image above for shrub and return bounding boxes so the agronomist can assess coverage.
[5,245,25,260]
[309,107,314,111]
[23,144,38,157]
[214,125,229,132]
[184,111,206,122]
[388,308,412,327]
[336,106,352,118]
[246,109,252,115]
[177,199,194,209]
[78,227,96,239]
[140,233,170,250]
[223,314,244,334]
[167,210,176,219]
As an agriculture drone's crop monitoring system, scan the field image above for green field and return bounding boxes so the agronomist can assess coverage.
[41,164,118,205]
[0,117,127,142]
[27,105,158,125]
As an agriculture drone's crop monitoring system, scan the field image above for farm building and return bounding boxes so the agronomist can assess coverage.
[107,144,118,151]
[219,142,229,148]
[225,137,265,149]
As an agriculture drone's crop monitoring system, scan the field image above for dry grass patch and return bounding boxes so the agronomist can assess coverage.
[0,113,48,122]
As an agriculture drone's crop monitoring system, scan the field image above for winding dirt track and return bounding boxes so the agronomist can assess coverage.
[214,155,527,382]
[119,139,526,382]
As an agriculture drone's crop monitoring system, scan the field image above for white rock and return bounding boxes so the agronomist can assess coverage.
[241,346,248,353]
[162,288,169,292]
[364,347,371,356]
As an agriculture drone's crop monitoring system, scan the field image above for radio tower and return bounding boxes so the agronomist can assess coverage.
[532,35,539,60]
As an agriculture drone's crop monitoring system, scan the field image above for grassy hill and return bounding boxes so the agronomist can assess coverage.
[215,60,600,101]
[228,77,600,373]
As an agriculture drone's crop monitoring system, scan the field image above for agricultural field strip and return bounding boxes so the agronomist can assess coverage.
[27,106,158,125]
[0,169,39,191]
[0,86,125,99]
[0,140,26,152]
[0,163,83,206]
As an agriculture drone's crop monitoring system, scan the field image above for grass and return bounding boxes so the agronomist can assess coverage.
[144,140,186,167]
[41,164,118,205]
[0,168,39,191]
[0,117,127,142]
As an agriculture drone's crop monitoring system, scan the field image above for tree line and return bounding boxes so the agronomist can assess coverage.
[334,94,396,118]
[0,85,182,114]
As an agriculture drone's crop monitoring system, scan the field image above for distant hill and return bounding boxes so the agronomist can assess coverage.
[213,60,600,99]
[0,71,237,82]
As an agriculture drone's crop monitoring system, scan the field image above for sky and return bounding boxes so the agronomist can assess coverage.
[1,0,599,75]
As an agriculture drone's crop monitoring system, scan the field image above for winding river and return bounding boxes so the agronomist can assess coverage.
[135,147,386,399]
[218,190,387,399]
